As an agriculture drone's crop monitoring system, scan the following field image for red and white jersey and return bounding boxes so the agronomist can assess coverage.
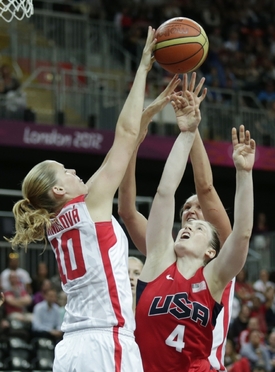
[135,263,222,372]
[209,277,235,371]
[47,195,135,334]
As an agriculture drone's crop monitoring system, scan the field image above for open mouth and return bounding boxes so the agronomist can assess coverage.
[181,232,190,239]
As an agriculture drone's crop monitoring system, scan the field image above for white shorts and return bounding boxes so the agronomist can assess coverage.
[53,327,144,372]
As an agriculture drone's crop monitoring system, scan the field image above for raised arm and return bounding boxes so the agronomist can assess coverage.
[205,125,255,300]
[190,132,232,244]
[142,93,201,280]
[85,27,156,220]
[118,75,181,255]
[186,73,232,244]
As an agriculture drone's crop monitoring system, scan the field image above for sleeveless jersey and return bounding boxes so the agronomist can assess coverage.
[47,195,135,334]
[209,278,235,371]
[135,263,222,372]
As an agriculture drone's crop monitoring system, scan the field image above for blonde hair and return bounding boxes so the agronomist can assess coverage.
[128,256,144,266]
[7,160,64,250]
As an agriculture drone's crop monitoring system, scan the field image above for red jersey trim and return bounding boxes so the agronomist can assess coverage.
[63,194,86,208]
[95,221,124,371]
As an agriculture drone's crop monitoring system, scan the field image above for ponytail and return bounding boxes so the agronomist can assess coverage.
[6,160,61,250]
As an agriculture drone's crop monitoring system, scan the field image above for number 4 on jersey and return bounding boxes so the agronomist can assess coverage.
[165,325,185,352]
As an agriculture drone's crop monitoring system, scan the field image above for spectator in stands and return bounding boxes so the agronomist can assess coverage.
[3,270,32,323]
[113,6,133,37]
[253,269,274,303]
[31,261,49,294]
[242,55,261,93]
[0,63,26,116]
[253,212,270,235]
[161,0,182,21]
[224,338,242,369]
[235,267,255,305]
[250,293,268,336]
[32,288,63,344]
[228,303,251,351]
[32,278,53,309]
[240,329,272,371]
[205,66,224,88]
[206,77,224,105]
[202,4,221,33]
[257,81,275,107]
[252,212,271,250]
[224,337,251,372]
[265,286,275,334]
[0,64,20,94]
[239,316,265,352]
[267,331,275,372]
[224,30,241,52]
[1,252,32,294]
[208,26,224,54]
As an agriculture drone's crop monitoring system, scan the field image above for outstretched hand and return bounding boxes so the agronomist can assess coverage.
[232,125,256,171]
[140,26,157,72]
[137,75,181,144]
[170,91,201,133]
[182,72,207,106]
[145,74,181,116]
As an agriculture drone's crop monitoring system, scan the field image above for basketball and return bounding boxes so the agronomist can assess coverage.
[153,17,209,74]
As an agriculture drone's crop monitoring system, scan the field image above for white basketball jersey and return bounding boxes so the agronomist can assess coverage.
[47,195,135,334]
[209,277,236,371]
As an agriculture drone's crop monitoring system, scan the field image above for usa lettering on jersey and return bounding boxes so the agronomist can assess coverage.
[148,292,210,326]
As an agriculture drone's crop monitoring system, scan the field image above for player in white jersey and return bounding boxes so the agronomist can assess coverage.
[7,26,157,372]
[118,72,233,371]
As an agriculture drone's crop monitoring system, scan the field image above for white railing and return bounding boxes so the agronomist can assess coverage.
[0,10,135,73]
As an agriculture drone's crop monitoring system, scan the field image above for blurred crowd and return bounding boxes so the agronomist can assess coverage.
[108,0,275,110]
[0,63,27,117]
[32,0,275,108]
[227,267,275,372]
[0,253,65,370]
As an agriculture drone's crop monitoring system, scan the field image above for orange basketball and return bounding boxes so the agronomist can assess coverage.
[153,17,209,74]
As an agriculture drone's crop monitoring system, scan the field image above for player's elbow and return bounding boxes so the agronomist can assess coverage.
[117,119,140,141]
[118,205,136,222]
[196,182,215,196]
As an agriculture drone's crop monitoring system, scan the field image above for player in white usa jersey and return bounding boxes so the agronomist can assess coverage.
[7,26,157,372]
[118,73,233,371]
